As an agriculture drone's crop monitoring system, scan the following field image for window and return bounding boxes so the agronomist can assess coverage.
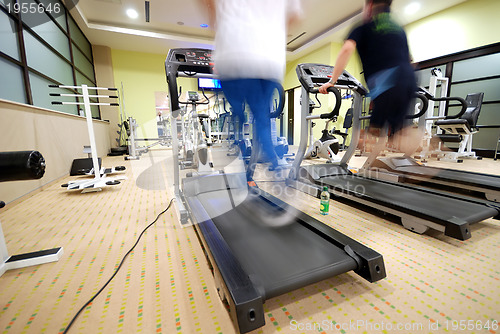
[0,11,20,60]
[0,57,26,103]
[0,0,99,117]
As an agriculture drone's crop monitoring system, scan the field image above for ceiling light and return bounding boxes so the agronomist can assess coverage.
[404,2,421,15]
[200,23,209,28]
[126,8,139,19]
[145,1,150,23]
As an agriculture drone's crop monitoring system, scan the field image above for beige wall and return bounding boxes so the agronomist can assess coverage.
[93,45,121,148]
[0,99,110,204]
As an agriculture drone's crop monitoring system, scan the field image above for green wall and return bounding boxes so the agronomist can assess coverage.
[111,49,197,139]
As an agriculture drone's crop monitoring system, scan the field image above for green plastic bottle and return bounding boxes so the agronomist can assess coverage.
[320,186,330,215]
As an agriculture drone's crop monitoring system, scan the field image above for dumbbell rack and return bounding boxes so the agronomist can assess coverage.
[50,84,127,193]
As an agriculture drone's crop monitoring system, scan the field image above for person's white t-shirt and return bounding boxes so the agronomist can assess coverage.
[213,0,302,81]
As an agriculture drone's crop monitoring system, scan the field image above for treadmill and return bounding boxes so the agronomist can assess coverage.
[165,49,386,333]
[287,63,500,241]
[366,90,500,203]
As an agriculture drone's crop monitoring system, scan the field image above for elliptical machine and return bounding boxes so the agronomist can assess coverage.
[224,98,253,158]
[177,89,213,173]
[304,91,342,163]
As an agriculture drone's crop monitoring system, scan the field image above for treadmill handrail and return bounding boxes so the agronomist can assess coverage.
[309,87,342,119]
[409,92,429,119]
[415,86,468,120]
[430,96,468,119]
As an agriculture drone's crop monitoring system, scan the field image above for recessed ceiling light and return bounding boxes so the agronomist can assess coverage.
[177,21,184,25]
[200,23,209,28]
[126,8,139,19]
[404,2,421,15]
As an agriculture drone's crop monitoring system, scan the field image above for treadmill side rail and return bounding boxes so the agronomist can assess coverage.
[445,217,472,240]
[186,196,265,333]
[174,191,190,226]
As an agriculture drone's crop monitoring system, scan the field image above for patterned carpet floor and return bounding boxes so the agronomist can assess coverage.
[0,150,499,333]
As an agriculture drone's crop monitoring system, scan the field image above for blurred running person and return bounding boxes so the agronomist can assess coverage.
[319,0,419,163]
[203,0,302,177]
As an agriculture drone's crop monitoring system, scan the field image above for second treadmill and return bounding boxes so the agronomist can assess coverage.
[287,63,500,241]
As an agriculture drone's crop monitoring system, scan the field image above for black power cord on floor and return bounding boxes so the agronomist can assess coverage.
[62,198,175,334]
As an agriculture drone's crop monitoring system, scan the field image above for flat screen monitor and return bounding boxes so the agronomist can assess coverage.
[198,77,221,90]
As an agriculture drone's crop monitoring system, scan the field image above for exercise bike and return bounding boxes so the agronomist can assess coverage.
[304,93,341,163]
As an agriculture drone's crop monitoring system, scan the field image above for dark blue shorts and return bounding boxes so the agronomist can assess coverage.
[369,65,417,136]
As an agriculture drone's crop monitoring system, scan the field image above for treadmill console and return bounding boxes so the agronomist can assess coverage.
[166,48,214,75]
[296,63,368,95]
[166,48,216,116]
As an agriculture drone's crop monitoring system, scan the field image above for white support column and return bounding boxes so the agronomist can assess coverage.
[426,76,449,136]
[81,85,101,180]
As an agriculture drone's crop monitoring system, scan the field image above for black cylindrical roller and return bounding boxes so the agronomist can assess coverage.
[435,134,463,143]
[0,151,46,182]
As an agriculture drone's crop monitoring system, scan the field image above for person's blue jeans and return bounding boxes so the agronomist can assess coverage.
[220,79,280,167]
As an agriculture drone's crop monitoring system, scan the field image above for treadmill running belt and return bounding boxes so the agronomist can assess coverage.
[198,195,358,300]
[321,175,498,224]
